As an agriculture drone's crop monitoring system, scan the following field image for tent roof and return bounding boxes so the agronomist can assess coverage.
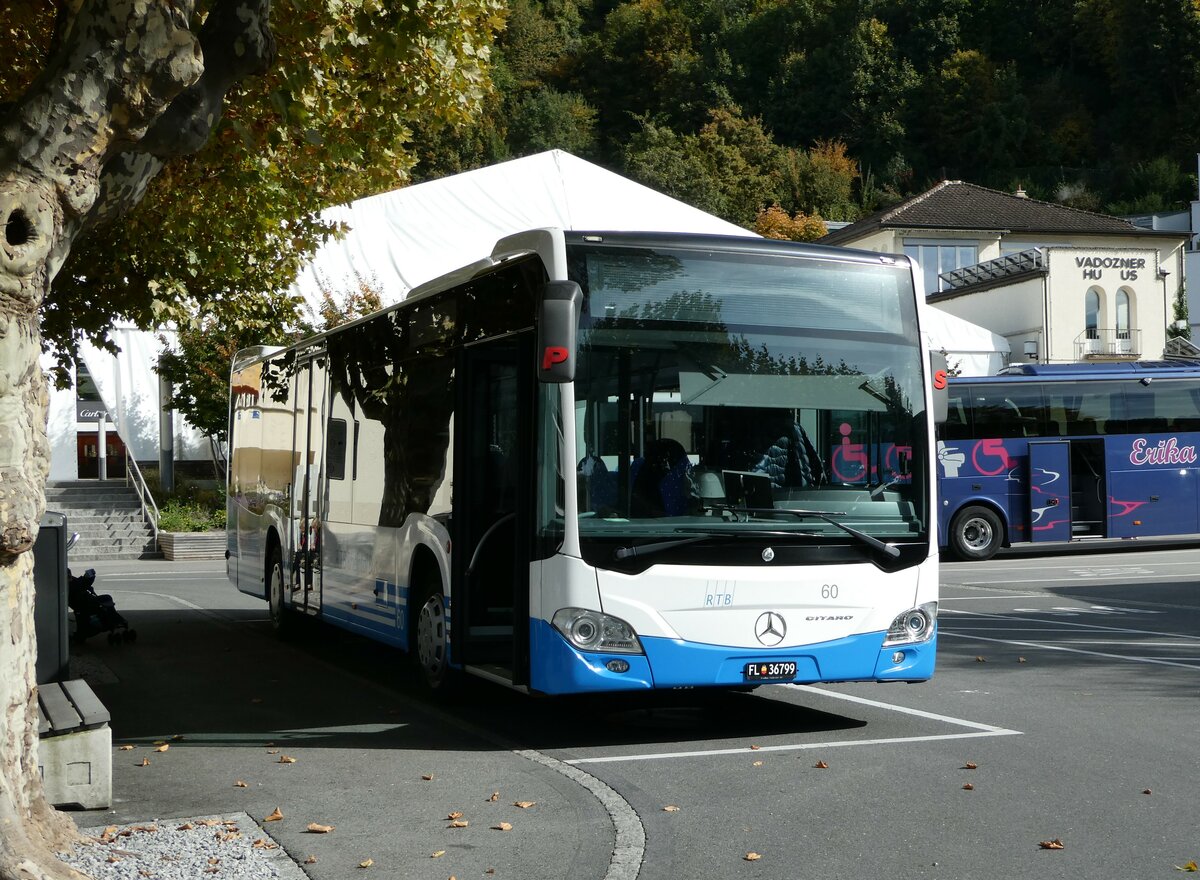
[291,150,755,307]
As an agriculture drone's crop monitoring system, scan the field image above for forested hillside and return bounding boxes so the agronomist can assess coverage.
[413,0,1200,231]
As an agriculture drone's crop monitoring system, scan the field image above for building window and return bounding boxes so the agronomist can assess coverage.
[1085,287,1102,340]
[903,241,979,295]
[1116,289,1131,339]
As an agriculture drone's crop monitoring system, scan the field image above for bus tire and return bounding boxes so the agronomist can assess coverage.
[266,547,293,636]
[414,590,452,691]
[949,505,1003,561]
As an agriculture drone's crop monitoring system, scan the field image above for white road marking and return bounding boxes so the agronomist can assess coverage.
[939,631,1200,670]
[563,685,1021,766]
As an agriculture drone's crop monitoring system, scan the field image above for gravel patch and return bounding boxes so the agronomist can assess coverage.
[60,813,307,880]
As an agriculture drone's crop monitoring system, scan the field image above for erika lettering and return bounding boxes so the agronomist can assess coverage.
[1129,437,1197,466]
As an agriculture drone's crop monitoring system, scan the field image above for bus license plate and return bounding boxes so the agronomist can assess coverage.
[743,660,798,682]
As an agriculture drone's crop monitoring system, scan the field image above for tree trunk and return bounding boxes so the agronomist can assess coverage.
[0,3,273,877]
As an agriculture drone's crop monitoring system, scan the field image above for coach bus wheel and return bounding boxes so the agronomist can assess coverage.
[415,591,451,690]
[949,505,1002,561]
[267,549,292,635]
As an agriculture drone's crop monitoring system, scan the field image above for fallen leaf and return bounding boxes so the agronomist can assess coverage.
[1039,838,1065,850]
[513,801,535,809]
[216,831,242,842]
[306,823,335,834]
[358,858,373,869]
[662,805,680,812]
[744,852,762,861]
[234,780,248,788]
[304,856,317,864]
[486,870,496,875]
[196,819,223,827]
[1175,860,1198,872]
[813,760,829,769]
[1018,657,1027,663]
[488,791,499,801]
[207,858,220,865]
[447,811,464,820]
[962,783,974,791]
[155,744,169,753]
[492,822,513,832]
[171,734,184,741]
[975,655,986,662]
[119,745,134,751]
[750,744,761,750]
[431,851,446,859]
[752,760,764,767]
[177,823,194,831]
[447,820,469,829]
[278,755,297,764]
[264,808,283,822]
[266,749,280,755]
[106,857,120,864]
[137,758,150,767]
[422,774,435,781]
[962,762,978,770]
[1144,789,1153,795]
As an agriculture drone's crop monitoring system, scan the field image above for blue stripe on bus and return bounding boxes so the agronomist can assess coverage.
[528,619,936,695]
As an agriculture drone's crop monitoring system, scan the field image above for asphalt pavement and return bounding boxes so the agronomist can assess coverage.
[60,559,621,880]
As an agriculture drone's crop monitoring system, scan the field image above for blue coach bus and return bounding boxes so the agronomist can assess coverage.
[937,361,1200,560]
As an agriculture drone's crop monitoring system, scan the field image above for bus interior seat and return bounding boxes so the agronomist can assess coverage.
[753,423,823,488]
[631,438,692,517]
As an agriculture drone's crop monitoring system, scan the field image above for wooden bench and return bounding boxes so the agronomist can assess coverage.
[37,679,111,810]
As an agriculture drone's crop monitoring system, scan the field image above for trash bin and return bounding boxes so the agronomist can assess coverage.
[33,511,70,685]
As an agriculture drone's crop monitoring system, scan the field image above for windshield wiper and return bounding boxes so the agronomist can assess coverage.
[711,505,900,558]
[613,527,797,561]
[614,535,711,560]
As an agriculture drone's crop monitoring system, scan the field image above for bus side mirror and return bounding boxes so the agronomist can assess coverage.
[930,352,949,424]
[538,280,583,383]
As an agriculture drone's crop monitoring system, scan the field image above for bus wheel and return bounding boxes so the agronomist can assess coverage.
[950,506,1002,561]
[267,549,292,635]
[415,591,451,689]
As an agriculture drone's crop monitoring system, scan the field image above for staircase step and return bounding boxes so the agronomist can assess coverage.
[46,482,162,561]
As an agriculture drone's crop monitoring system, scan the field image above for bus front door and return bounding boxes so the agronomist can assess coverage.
[291,353,326,617]
[452,334,533,686]
[1029,440,1072,543]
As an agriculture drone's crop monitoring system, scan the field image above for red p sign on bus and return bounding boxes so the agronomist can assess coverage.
[542,346,570,371]
[538,280,583,383]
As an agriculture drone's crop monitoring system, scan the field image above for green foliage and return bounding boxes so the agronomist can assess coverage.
[0,2,507,379]
[158,499,226,533]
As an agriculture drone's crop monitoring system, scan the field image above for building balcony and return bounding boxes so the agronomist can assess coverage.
[1074,328,1140,360]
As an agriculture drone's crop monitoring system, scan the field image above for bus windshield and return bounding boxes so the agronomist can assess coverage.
[568,241,929,564]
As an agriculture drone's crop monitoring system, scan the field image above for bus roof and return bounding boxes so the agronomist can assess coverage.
[958,360,1200,383]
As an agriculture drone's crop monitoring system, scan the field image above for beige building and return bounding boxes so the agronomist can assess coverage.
[821,181,1190,372]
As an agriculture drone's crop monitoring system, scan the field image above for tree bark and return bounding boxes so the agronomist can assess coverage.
[0,3,272,877]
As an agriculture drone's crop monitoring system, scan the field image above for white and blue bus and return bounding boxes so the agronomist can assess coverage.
[227,229,940,694]
[938,361,1200,560]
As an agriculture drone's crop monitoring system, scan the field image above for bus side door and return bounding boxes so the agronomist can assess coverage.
[1029,441,1071,543]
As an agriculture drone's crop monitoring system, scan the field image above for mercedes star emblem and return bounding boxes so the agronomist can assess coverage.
[762,547,775,562]
[754,611,786,646]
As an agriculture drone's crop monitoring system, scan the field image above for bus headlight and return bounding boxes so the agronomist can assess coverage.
[882,602,937,646]
[552,608,643,654]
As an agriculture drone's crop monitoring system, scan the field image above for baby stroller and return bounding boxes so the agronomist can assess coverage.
[68,566,136,645]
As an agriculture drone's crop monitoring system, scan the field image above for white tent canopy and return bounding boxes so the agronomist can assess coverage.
[922,306,1010,377]
[290,149,755,307]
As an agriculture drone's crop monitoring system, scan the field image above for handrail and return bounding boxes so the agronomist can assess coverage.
[124,449,160,550]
